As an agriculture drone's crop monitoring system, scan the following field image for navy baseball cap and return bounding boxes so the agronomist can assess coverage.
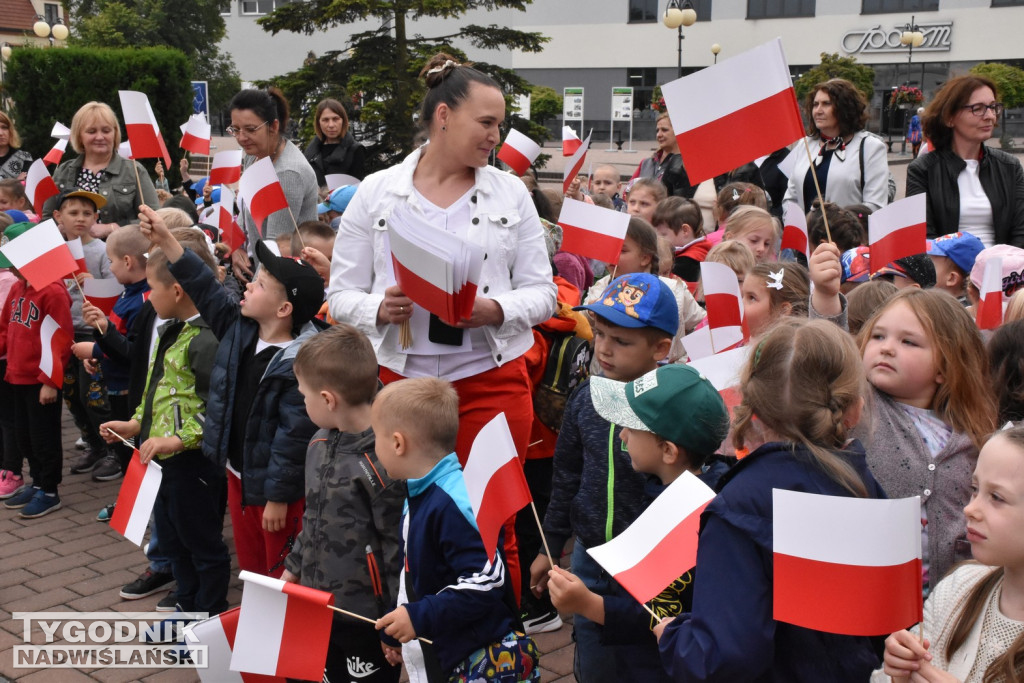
[575,273,679,337]
[927,232,985,275]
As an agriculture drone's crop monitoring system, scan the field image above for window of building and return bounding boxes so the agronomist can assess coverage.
[627,67,659,111]
[220,0,232,15]
[861,0,938,12]
[241,0,290,16]
[991,0,1024,6]
[747,0,815,19]
[630,0,712,23]
[43,3,60,26]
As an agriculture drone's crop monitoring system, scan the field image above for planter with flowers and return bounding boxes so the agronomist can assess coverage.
[890,85,924,109]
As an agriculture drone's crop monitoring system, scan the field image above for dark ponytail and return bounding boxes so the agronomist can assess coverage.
[229,86,290,130]
[418,53,500,128]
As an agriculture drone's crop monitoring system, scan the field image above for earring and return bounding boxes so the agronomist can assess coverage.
[441,126,447,131]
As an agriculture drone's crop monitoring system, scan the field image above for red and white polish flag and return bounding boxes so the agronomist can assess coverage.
[25,159,59,215]
[83,278,125,316]
[682,324,745,363]
[701,261,745,338]
[210,150,244,186]
[109,450,162,546]
[557,197,630,264]
[180,114,212,156]
[325,173,361,191]
[781,203,809,256]
[497,129,541,176]
[976,255,1004,330]
[238,157,289,232]
[464,413,532,560]
[388,225,457,322]
[184,608,286,683]
[66,238,88,275]
[118,90,171,167]
[588,471,715,604]
[231,571,334,681]
[562,125,582,156]
[563,131,592,193]
[217,186,246,255]
[0,219,78,291]
[662,38,805,185]
[118,140,133,159]
[868,193,927,274]
[38,314,71,388]
[43,122,71,166]
[773,489,922,636]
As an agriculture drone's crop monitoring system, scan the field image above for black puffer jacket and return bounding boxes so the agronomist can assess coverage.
[637,152,697,199]
[303,133,366,186]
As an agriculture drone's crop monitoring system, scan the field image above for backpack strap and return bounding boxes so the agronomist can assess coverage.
[859,133,865,194]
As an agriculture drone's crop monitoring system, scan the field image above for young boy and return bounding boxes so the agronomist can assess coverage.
[372,378,539,682]
[317,184,357,228]
[652,196,709,287]
[140,204,324,578]
[100,246,229,616]
[55,190,116,480]
[283,324,405,683]
[529,272,678,683]
[545,364,730,682]
[591,165,625,211]
[927,231,984,304]
[0,222,73,518]
[291,220,335,286]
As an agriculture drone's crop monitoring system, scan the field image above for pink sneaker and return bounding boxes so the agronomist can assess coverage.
[0,470,25,499]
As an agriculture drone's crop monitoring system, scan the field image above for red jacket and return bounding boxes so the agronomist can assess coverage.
[0,279,73,387]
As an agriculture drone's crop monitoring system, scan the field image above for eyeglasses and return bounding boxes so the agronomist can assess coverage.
[961,102,1005,117]
[225,121,269,137]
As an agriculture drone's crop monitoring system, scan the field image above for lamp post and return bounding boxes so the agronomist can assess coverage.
[33,16,69,46]
[898,16,924,154]
[711,43,721,64]
[0,44,10,112]
[663,0,697,79]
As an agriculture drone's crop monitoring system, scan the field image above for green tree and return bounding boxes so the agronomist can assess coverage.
[257,0,549,171]
[794,53,876,105]
[527,85,562,126]
[971,62,1024,151]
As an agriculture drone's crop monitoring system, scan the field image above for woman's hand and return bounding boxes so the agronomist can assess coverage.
[455,297,504,329]
[883,630,931,681]
[155,160,165,179]
[231,249,253,282]
[376,285,414,326]
[179,157,190,181]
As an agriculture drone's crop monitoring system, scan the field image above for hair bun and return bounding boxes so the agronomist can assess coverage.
[421,53,463,88]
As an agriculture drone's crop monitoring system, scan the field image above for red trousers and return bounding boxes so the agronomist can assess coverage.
[380,356,534,604]
[226,471,304,578]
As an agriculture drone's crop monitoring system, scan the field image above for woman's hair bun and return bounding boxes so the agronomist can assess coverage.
[421,53,464,88]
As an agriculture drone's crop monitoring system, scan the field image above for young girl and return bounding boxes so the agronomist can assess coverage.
[626,178,667,224]
[706,181,769,246]
[722,205,779,263]
[810,243,998,594]
[657,318,887,680]
[879,426,1024,682]
[0,179,36,221]
[741,261,810,340]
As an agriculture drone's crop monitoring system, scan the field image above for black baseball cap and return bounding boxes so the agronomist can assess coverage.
[254,240,324,327]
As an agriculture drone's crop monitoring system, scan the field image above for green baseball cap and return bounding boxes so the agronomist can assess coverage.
[591,364,729,457]
[0,222,36,269]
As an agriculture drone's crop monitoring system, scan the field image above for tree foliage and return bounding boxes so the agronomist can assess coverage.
[970,62,1024,151]
[794,53,876,105]
[256,0,549,172]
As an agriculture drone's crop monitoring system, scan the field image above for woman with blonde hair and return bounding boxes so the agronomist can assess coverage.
[0,111,32,180]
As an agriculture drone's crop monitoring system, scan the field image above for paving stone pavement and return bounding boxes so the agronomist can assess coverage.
[0,411,577,682]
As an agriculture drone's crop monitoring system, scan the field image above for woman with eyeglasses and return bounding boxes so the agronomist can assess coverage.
[784,78,891,213]
[907,74,1024,247]
[227,87,318,280]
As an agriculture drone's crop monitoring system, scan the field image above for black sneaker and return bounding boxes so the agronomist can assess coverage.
[70,449,105,474]
[522,609,563,635]
[92,455,123,482]
[156,591,179,612]
[120,569,175,600]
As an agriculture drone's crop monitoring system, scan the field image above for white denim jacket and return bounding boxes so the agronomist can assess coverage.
[327,146,557,373]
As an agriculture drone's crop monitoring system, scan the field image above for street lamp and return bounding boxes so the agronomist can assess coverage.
[0,44,8,112]
[897,16,924,154]
[663,0,697,79]
[33,16,69,46]
[711,43,721,64]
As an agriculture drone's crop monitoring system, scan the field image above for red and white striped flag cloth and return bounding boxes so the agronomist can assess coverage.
[231,571,334,681]
[497,129,541,176]
[681,324,744,362]
[774,489,922,636]
[238,157,289,232]
[83,278,125,316]
[662,39,805,185]
[464,413,532,560]
[210,150,243,186]
[180,114,212,156]
[868,194,927,274]
[0,219,78,290]
[184,608,287,683]
[43,122,70,166]
[25,159,59,215]
[976,255,1004,330]
[557,198,630,264]
[66,238,88,274]
[325,173,361,191]
[109,450,162,546]
[563,131,592,193]
[686,345,750,389]
[118,90,171,167]
[781,203,809,256]
[217,186,246,255]
[588,471,715,604]
[562,125,582,156]
[700,261,745,343]
[38,314,71,387]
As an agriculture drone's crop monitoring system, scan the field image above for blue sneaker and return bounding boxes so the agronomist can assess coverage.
[4,485,40,509]
[20,490,62,519]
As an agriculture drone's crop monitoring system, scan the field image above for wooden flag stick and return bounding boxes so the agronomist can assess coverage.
[642,602,663,624]
[72,277,102,333]
[530,500,556,570]
[132,159,145,208]
[327,605,433,644]
[800,136,833,244]
[398,320,412,349]
[103,427,135,450]
[286,206,307,250]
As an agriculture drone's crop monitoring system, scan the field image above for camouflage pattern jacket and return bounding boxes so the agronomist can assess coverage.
[284,427,405,618]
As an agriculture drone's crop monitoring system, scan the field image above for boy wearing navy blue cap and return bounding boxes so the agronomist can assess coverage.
[528,272,679,683]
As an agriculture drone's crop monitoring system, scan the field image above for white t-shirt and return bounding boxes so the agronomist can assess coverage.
[958,160,995,247]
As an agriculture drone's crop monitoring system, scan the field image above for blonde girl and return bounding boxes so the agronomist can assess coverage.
[658,319,888,681]
[706,181,769,246]
[881,427,1024,683]
[723,205,779,262]
[626,177,667,224]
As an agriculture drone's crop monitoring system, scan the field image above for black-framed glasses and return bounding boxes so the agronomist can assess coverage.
[225,121,269,137]
[962,102,1005,117]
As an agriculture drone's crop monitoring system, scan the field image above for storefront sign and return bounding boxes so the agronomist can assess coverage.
[841,22,952,55]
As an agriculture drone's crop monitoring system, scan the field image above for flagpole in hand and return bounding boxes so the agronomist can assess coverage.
[800,137,833,244]
[103,427,136,450]
[286,207,307,250]
[530,501,556,570]
[71,276,103,333]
